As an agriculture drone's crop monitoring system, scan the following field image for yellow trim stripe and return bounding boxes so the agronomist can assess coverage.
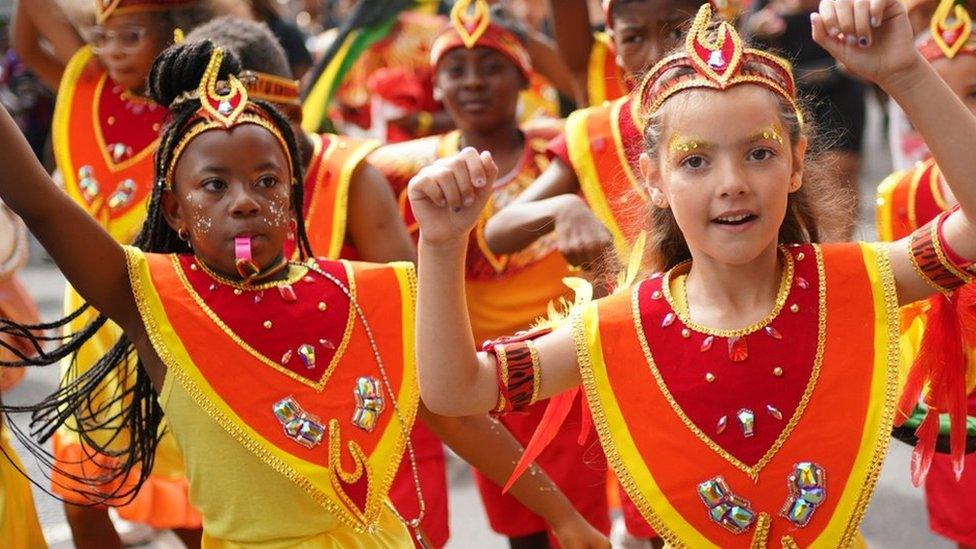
[875,170,904,243]
[587,33,611,106]
[330,139,381,258]
[565,104,630,257]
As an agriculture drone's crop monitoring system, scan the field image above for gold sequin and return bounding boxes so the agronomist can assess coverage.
[705,372,715,382]
[263,320,272,329]
[773,367,783,377]
[681,328,691,338]
[234,288,243,296]
[318,301,327,311]
[108,116,116,126]
[790,304,799,313]
[190,263,198,271]
[797,252,806,261]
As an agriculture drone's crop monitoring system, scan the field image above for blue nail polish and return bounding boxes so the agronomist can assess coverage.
[858,36,868,47]
[453,206,462,213]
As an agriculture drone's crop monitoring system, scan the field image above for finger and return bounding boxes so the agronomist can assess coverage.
[409,174,447,207]
[434,171,464,210]
[458,147,488,189]
[481,150,499,185]
[833,0,857,45]
[818,0,841,38]
[449,150,479,207]
[869,0,885,27]
[853,0,872,46]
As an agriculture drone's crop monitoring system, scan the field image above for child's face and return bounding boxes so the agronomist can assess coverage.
[163,124,294,276]
[435,47,526,133]
[640,86,806,266]
[89,12,167,91]
[932,54,976,116]
[609,0,703,77]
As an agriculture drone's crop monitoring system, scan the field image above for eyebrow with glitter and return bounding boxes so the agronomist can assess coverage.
[668,133,710,154]
[747,124,784,145]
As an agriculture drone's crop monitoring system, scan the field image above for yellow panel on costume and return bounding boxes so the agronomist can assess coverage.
[0,427,47,549]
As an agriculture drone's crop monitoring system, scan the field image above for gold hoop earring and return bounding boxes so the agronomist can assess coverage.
[178,228,190,241]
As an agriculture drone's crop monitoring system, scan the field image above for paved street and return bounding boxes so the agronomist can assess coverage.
[1,98,959,547]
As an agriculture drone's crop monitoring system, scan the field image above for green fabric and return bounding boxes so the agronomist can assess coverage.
[901,405,976,436]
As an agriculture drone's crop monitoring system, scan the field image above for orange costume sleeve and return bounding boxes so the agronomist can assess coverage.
[587,32,628,106]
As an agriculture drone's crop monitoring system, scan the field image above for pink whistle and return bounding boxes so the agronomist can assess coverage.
[235,236,259,280]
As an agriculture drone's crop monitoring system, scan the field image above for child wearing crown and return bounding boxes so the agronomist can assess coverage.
[370,1,612,546]
[409,1,976,545]
[875,0,976,545]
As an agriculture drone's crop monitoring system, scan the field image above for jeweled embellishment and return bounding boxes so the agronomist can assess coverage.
[766,404,783,420]
[781,462,827,527]
[764,326,782,340]
[737,408,755,437]
[352,376,385,432]
[662,312,676,328]
[78,165,100,202]
[728,336,748,362]
[281,349,292,364]
[697,476,756,534]
[796,276,809,290]
[716,415,728,434]
[278,284,297,302]
[701,335,714,352]
[297,344,316,369]
[272,396,325,448]
[107,179,136,210]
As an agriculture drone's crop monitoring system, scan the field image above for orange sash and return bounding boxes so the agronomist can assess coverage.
[587,32,628,106]
[302,133,380,259]
[565,96,647,260]
[876,158,949,242]
[126,247,418,531]
[53,47,163,244]
[576,243,899,547]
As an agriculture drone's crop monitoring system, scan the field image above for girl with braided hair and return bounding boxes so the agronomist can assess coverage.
[0,38,608,548]
[410,1,976,546]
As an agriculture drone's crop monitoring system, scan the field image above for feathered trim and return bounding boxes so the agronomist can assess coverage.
[896,284,976,484]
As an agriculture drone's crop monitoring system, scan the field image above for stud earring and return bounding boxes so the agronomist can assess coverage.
[178,228,190,241]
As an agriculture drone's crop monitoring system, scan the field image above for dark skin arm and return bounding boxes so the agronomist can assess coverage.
[419,407,608,547]
[484,158,613,268]
[0,107,137,331]
[11,0,84,90]
[346,163,417,263]
[547,0,597,105]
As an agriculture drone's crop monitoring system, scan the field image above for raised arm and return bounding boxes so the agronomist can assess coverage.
[409,148,582,416]
[484,159,614,268]
[812,0,976,304]
[0,107,136,328]
[548,0,597,104]
[11,0,83,90]
[346,163,417,263]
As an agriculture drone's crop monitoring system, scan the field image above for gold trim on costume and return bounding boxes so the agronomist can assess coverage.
[170,254,357,391]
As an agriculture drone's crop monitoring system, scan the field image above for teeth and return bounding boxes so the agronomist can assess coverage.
[717,214,750,222]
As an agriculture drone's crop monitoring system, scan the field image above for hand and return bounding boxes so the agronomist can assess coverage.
[811,0,921,87]
[553,194,614,269]
[408,147,497,246]
[550,512,611,549]
[747,8,786,39]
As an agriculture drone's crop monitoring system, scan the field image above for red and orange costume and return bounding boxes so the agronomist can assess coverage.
[587,31,628,105]
[371,1,612,540]
[48,0,199,530]
[875,4,976,542]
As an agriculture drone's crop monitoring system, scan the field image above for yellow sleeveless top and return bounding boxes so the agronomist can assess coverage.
[159,373,411,548]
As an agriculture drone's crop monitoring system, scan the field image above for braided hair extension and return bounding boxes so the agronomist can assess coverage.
[0,40,312,506]
[301,0,415,100]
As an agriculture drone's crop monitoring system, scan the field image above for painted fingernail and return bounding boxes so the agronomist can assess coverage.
[846,34,857,45]
[829,27,840,37]
[453,206,463,213]
[474,177,486,187]
[463,196,474,207]
[870,16,879,27]
[858,36,868,47]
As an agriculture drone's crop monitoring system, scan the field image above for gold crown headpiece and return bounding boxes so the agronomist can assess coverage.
[95,0,197,24]
[430,0,532,78]
[164,46,293,189]
[637,4,803,127]
[917,0,976,60]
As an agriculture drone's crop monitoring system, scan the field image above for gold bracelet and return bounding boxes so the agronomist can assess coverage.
[493,344,509,413]
[527,340,542,406]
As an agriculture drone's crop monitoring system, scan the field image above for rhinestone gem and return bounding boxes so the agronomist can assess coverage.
[651,290,663,300]
[218,100,232,114]
[297,344,316,369]
[352,376,385,432]
[728,336,748,362]
[304,276,314,283]
[278,284,297,302]
[662,312,676,328]
[190,263,198,271]
[708,50,726,68]
[716,415,728,434]
[766,404,783,420]
[234,288,242,296]
[796,276,810,290]
[254,292,263,304]
[773,366,784,377]
[796,252,806,261]
[319,339,336,350]
[263,320,272,329]
[790,304,800,313]
[318,301,327,311]
[681,328,691,338]
[281,349,292,364]
[209,283,217,291]
[701,335,714,352]
[737,409,755,437]
[706,372,716,383]
[764,326,783,340]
